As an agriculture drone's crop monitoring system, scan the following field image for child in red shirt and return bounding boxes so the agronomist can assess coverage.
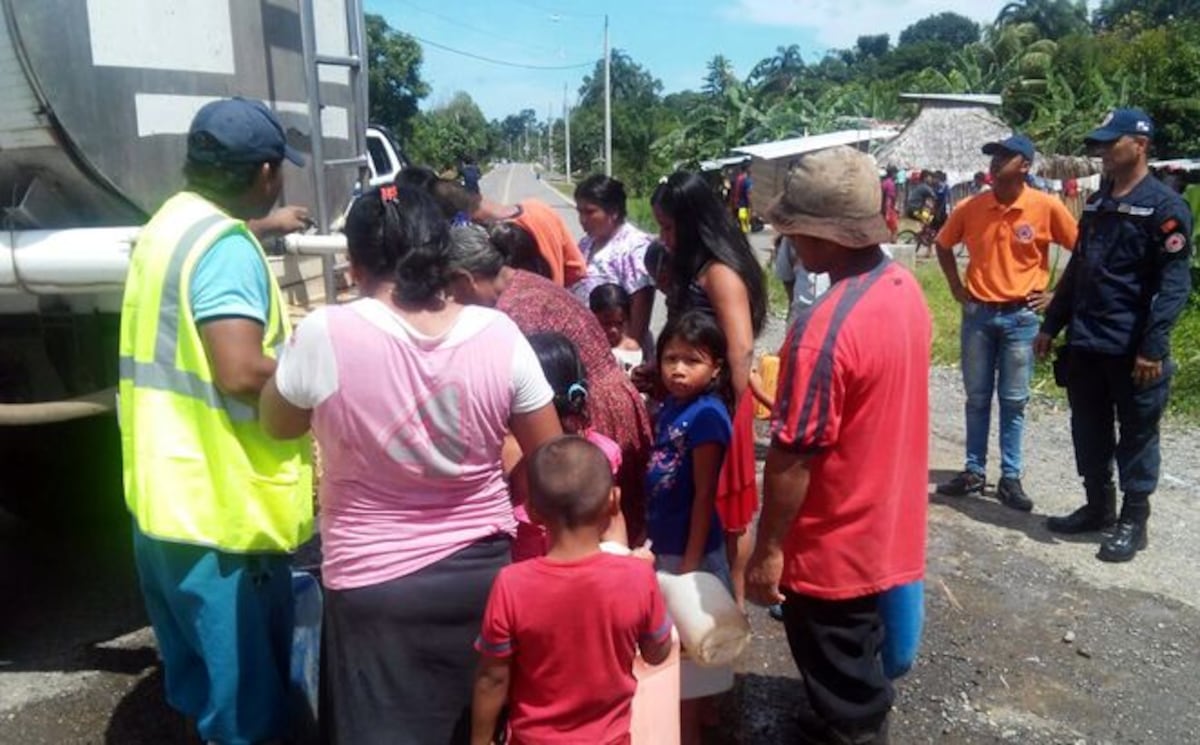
[472,436,673,745]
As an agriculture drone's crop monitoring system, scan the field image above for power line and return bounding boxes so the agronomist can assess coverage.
[409,32,594,70]
[395,0,562,56]
[507,0,607,21]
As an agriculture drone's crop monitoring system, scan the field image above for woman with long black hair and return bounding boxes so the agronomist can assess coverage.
[651,171,767,607]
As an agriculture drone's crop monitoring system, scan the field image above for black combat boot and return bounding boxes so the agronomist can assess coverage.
[1097,494,1149,562]
[1046,482,1117,534]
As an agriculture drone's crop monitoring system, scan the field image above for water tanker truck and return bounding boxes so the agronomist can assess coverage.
[0,0,400,519]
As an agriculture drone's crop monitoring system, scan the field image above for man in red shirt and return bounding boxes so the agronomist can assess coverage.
[472,436,671,745]
[747,146,932,744]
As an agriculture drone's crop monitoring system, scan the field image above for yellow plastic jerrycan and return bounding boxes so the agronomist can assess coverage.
[754,353,780,420]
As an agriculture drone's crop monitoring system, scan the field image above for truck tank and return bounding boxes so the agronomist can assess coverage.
[0,0,369,519]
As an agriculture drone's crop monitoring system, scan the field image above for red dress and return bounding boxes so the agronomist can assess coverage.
[498,270,655,544]
[717,390,759,533]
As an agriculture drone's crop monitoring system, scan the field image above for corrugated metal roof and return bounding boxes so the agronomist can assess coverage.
[731,129,898,161]
[1150,158,1200,171]
[698,155,751,172]
[899,93,1003,107]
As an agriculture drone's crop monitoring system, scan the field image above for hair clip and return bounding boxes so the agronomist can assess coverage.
[380,184,399,203]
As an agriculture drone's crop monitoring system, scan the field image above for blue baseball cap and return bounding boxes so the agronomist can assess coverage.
[187,97,305,167]
[982,134,1035,162]
[1085,108,1155,143]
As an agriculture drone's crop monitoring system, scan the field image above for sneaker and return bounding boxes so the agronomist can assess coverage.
[936,470,985,497]
[768,603,784,622]
[996,476,1033,512]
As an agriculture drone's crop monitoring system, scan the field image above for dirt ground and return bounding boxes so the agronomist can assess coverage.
[3,286,1199,744]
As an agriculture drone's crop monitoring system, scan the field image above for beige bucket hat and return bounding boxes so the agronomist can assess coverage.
[766,146,891,249]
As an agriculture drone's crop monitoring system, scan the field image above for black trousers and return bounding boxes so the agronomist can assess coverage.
[1066,350,1171,519]
[782,591,893,745]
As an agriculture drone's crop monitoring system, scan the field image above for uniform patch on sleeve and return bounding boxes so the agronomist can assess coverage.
[1165,233,1187,253]
[1160,218,1180,234]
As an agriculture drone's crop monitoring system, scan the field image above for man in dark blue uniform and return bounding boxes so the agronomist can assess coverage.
[1035,109,1193,562]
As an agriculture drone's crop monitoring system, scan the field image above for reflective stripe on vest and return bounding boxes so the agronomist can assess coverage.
[118,212,257,422]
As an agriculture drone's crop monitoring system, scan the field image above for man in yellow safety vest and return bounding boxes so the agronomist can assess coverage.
[118,97,312,744]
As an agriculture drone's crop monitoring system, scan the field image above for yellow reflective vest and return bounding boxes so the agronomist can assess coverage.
[118,191,312,552]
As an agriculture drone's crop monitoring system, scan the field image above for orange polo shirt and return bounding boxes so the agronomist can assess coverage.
[936,188,1078,302]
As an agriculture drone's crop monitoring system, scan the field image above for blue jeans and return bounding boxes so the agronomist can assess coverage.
[960,302,1039,479]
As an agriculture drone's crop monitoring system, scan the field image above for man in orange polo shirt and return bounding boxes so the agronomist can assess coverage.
[934,135,1078,511]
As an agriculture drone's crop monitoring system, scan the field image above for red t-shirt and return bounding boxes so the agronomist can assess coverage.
[771,259,931,600]
[476,552,671,745]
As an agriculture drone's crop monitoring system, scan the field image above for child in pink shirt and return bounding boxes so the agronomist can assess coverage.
[473,436,672,745]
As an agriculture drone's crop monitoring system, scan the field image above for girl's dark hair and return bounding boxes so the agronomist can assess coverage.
[527,332,589,421]
[588,283,630,313]
[651,171,766,335]
[343,184,452,305]
[489,221,551,278]
[574,174,628,221]
[394,166,439,192]
[656,310,733,407]
[430,178,482,221]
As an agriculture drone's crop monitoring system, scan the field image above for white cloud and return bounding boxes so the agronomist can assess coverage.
[724,0,1100,49]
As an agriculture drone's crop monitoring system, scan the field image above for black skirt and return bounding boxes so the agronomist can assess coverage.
[321,535,510,745]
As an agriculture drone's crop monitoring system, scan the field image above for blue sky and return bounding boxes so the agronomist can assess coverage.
[365,0,1101,121]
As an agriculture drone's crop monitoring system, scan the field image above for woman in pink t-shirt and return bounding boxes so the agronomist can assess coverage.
[259,185,560,745]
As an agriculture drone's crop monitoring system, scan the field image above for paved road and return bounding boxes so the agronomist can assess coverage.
[480,163,584,244]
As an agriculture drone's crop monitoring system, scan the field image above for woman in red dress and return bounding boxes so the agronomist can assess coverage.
[651,171,767,606]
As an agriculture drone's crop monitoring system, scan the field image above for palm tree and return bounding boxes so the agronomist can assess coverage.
[747,44,806,98]
[994,0,1090,40]
[703,55,738,99]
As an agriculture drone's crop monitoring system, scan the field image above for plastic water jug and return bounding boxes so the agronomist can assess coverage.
[655,570,750,668]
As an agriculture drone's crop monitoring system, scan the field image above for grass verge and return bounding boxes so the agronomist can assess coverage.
[911,261,1200,421]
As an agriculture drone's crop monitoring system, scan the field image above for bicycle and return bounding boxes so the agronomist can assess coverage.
[896,207,939,258]
[896,207,966,259]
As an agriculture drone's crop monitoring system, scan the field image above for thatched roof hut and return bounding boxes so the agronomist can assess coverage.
[874,94,1033,186]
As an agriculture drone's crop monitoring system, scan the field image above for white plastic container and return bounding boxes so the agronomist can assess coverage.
[655,571,751,668]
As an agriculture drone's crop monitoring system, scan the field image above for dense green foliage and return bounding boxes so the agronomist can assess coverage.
[365,14,428,142]
[366,5,1200,188]
[539,1,1200,194]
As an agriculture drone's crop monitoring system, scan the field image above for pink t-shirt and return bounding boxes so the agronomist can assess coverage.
[275,300,553,590]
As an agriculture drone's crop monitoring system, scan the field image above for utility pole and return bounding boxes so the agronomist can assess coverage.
[603,13,611,177]
[564,82,572,184]
[547,101,554,175]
